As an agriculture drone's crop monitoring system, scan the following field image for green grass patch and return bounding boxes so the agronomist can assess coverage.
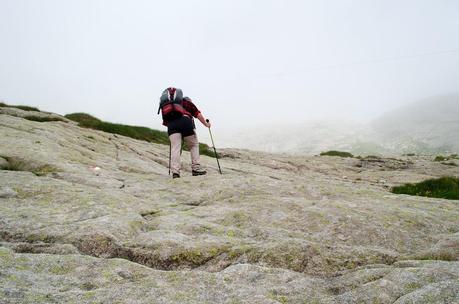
[403,153,416,156]
[64,113,101,127]
[434,155,446,162]
[392,176,459,200]
[200,143,218,158]
[23,115,64,122]
[65,112,169,145]
[0,102,40,112]
[65,112,217,158]
[320,150,354,158]
[434,154,458,162]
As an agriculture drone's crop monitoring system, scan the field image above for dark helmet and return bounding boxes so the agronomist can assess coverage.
[160,87,183,103]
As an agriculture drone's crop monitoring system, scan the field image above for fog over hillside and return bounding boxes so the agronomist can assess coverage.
[371,94,459,153]
[217,94,459,155]
[218,120,374,155]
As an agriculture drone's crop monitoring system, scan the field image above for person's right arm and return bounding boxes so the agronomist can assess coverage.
[196,113,211,128]
[182,97,211,128]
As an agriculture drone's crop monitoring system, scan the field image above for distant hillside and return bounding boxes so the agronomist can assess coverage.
[219,120,382,155]
[371,94,459,153]
[218,95,459,155]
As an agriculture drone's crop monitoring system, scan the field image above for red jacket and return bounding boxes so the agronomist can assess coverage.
[162,97,201,126]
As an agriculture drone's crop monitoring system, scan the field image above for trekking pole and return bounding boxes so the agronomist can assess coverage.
[206,119,222,174]
[168,142,171,175]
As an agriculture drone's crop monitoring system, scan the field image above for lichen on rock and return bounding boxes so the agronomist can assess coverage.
[1,109,459,303]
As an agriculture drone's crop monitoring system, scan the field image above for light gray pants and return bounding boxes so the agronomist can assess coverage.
[169,132,200,175]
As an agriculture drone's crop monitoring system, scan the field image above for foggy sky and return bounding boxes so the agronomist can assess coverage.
[1,0,459,138]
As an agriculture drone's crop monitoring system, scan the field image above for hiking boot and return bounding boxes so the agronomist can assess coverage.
[192,169,207,176]
[172,173,180,179]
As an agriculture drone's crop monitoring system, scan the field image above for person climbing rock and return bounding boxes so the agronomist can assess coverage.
[157,87,211,178]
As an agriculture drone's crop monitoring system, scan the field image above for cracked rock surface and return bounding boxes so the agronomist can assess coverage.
[1,109,459,303]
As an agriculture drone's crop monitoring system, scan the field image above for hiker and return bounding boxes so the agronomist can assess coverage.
[158,87,211,178]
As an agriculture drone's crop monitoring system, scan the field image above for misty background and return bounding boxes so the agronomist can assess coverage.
[1,0,459,153]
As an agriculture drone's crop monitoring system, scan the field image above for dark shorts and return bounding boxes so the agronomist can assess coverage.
[167,116,195,137]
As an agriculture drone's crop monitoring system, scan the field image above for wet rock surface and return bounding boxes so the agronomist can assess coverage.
[1,109,459,303]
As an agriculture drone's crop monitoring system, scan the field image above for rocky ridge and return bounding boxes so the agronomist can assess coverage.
[1,107,459,303]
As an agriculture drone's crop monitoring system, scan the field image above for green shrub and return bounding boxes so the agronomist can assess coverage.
[403,153,416,156]
[320,150,354,158]
[392,176,459,200]
[364,155,380,159]
[65,112,217,158]
[24,115,64,122]
[0,102,40,112]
